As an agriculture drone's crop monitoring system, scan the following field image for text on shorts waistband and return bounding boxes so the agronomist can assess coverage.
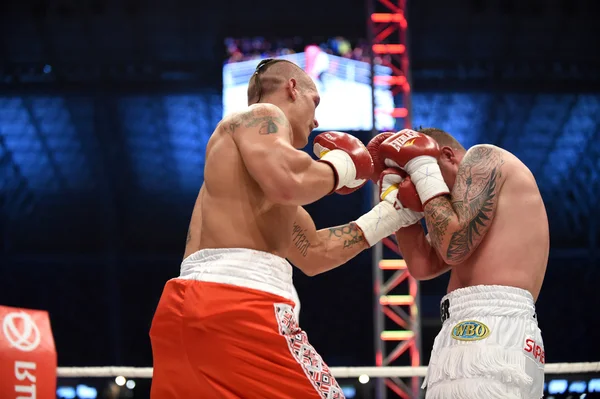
[439,285,537,323]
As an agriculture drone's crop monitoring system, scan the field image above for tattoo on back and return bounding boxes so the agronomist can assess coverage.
[328,222,365,249]
[222,106,287,135]
[425,146,504,263]
[292,222,311,257]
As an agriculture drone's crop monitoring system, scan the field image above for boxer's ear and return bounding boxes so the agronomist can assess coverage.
[440,146,456,164]
[287,78,298,101]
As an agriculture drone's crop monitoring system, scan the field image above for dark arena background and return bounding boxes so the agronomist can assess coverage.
[1,0,600,398]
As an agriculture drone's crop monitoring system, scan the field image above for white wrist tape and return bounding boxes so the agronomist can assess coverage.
[354,201,422,247]
[404,155,450,204]
[319,149,360,190]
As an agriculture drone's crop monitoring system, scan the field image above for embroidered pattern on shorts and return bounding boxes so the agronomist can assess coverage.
[274,303,345,399]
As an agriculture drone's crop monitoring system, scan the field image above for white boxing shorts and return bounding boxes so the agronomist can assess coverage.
[423,285,545,399]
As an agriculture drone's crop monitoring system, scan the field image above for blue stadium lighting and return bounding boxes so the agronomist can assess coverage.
[56,386,76,399]
[548,379,569,395]
[76,384,97,399]
[589,378,600,392]
[341,385,356,398]
[568,381,587,393]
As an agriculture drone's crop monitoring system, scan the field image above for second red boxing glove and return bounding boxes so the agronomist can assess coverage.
[378,129,450,205]
[366,131,394,183]
[378,168,423,212]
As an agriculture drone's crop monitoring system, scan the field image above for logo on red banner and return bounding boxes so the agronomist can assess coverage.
[0,306,56,399]
[3,312,42,352]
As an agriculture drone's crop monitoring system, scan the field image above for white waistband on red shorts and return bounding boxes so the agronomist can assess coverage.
[441,285,536,322]
[179,248,295,302]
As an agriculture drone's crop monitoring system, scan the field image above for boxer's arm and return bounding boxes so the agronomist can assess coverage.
[394,223,450,280]
[230,104,335,205]
[287,207,368,276]
[424,145,506,265]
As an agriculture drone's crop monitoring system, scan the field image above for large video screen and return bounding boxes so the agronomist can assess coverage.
[223,37,395,131]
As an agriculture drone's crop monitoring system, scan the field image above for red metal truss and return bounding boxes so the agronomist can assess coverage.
[370,0,412,130]
[369,0,420,398]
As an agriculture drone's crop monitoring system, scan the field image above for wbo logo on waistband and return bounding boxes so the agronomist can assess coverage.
[451,320,491,341]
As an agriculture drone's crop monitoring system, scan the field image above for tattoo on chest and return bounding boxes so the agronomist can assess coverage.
[328,222,365,249]
[292,222,311,257]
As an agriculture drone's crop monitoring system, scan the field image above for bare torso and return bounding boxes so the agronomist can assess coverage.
[183,113,297,259]
[447,148,549,300]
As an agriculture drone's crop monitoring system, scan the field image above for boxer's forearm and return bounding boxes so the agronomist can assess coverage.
[395,223,450,280]
[423,196,462,264]
[296,223,368,276]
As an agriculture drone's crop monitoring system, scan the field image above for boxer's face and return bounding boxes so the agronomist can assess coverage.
[437,146,465,190]
[287,79,320,148]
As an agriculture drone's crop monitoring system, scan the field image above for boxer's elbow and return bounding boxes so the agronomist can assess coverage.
[406,250,450,280]
[406,260,433,280]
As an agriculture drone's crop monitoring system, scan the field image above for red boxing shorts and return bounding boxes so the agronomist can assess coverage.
[149,248,345,399]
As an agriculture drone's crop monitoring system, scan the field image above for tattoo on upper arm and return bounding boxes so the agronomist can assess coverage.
[223,106,288,135]
[186,227,192,244]
[425,146,505,263]
[292,222,311,257]
[328,222,365,249]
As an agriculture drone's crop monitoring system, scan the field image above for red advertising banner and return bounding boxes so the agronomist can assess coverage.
[0,306,57,399]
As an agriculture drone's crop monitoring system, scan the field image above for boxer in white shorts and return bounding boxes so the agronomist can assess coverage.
[367,128,548,398]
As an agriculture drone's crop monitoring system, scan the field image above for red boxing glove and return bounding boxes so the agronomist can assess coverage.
[378,169,423,212]
[379,129,441,169]
[378,129,450,205]
[313,131,374,195]
[366,131,394,183]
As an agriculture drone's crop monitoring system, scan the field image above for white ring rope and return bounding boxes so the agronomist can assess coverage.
[57,362,600,379]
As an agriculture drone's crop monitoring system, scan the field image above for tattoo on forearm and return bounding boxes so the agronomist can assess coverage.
[292,222,311,257]
[328,222,365,249]
[424,199,454,252]
[425,146,504,263]
[222,106,287,135]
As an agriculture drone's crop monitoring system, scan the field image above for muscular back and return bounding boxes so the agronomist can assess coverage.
[183,109,297,259]
[447,147,549,300]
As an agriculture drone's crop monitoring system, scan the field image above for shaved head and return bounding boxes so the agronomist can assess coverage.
[247,59,314,105]
[417,127,466,153]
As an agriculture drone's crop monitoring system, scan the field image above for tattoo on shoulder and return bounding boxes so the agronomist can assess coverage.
[425,146,505,263]
[292,222,311,257]
[328,222,365,249]
[223,106,288,135]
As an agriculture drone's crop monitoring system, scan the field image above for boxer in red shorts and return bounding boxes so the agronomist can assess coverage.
[149,59,423,398]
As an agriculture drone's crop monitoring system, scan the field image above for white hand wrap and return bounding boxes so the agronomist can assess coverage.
[316,148,364,190]
[354,196,424,247]
[404,155,450,204]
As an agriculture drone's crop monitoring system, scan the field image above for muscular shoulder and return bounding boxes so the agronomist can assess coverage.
[463,144,502,162]
[220,104,290,136]
[461,145,506,172]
